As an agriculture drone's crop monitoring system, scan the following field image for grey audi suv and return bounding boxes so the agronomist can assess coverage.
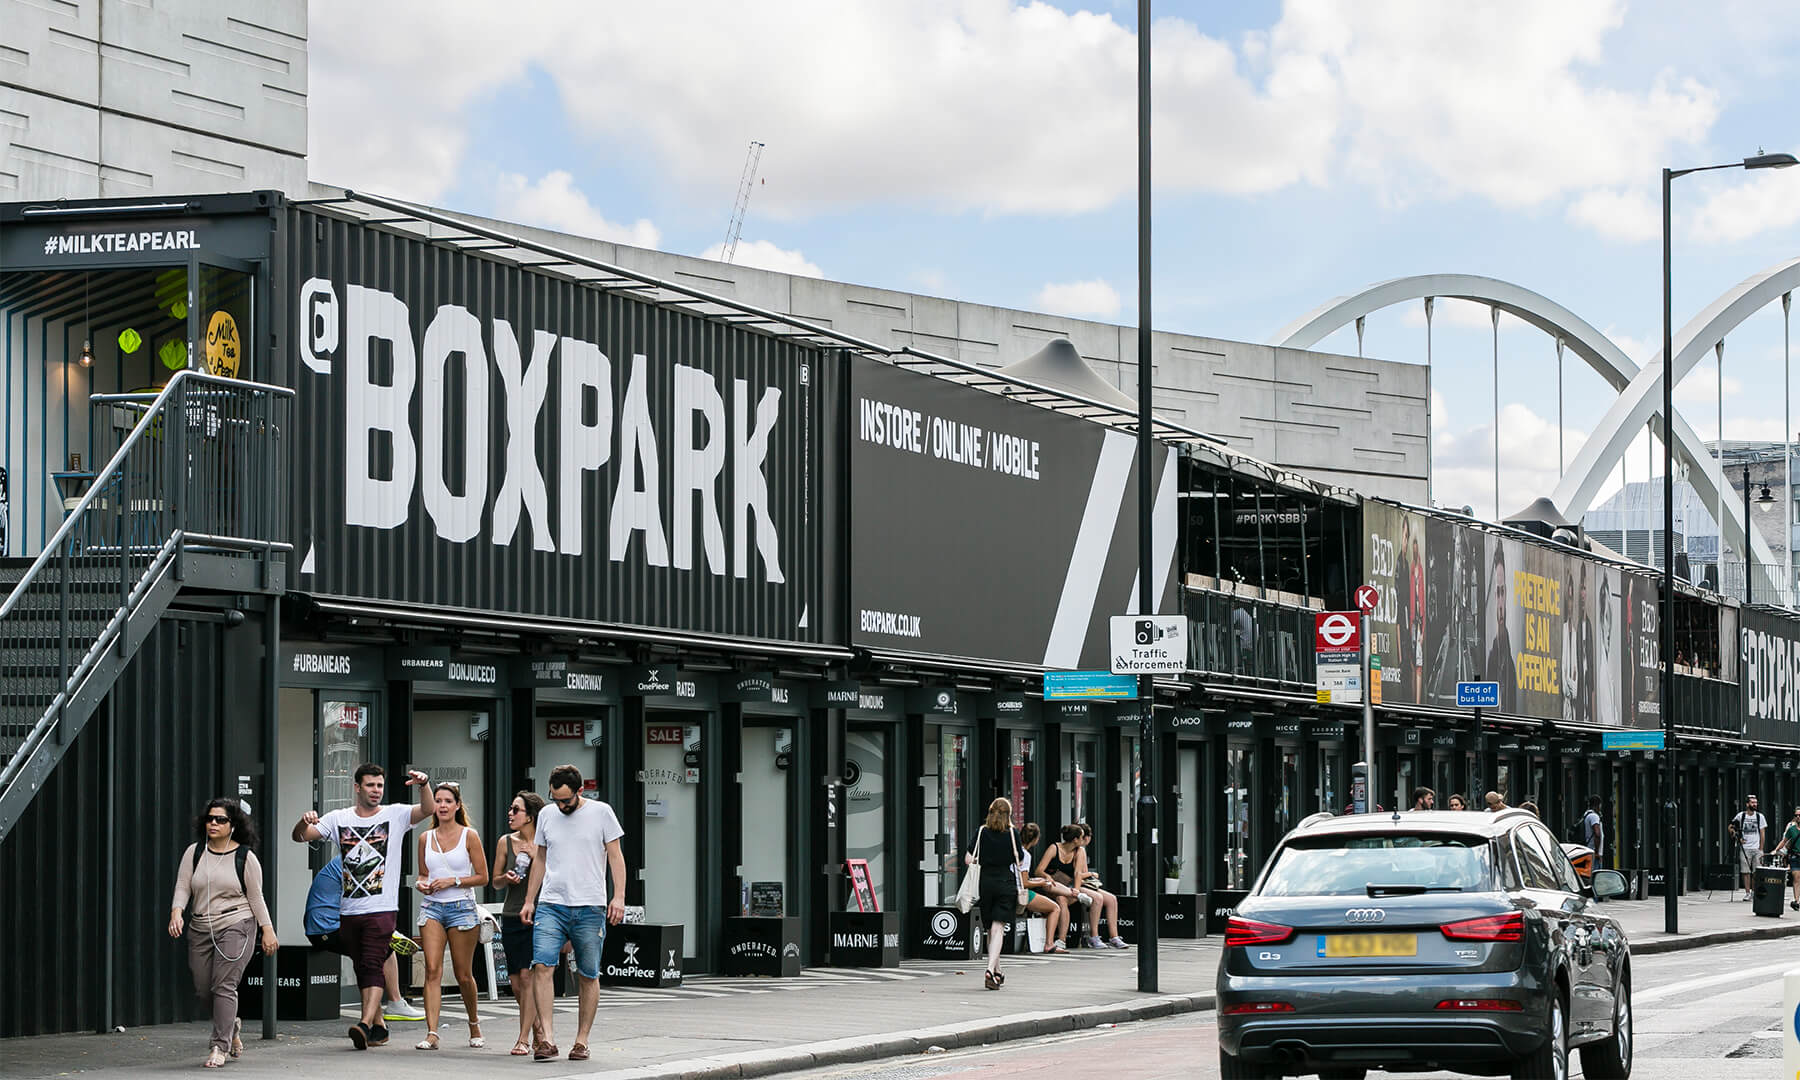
[1216,807,1631,1080]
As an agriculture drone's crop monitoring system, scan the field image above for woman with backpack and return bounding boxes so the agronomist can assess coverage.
[963,797,1027,990]
[169,799,278,1068]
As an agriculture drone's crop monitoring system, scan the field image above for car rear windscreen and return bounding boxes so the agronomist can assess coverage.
[1258,834,1494,897]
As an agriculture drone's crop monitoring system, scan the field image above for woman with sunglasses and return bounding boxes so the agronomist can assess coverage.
[169,800,278,1068]
[492,789,547,1056]
[1773,806,1800,911]
[414,782,490,1051]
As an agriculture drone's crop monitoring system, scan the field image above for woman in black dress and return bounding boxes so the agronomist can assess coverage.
[964,797,1026,990]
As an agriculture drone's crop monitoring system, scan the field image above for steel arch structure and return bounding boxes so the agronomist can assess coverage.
[1273,269,1799,573]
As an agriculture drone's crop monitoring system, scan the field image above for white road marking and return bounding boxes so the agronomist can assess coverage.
[1633,959,1800,1003]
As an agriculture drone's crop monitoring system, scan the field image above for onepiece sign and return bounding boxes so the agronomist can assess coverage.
[289,242,826,643]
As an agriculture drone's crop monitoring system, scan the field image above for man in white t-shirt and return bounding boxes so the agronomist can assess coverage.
[293,763,431,1049]
[1731,795,1769,901]
[520,763,625,1064]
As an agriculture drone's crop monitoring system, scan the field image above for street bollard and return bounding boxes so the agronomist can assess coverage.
[1784,968,1800,1077]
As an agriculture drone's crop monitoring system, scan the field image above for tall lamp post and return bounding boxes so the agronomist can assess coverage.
[1740,460,1779,603]
[1661,152,1797,935]
[1134,0,1159,994]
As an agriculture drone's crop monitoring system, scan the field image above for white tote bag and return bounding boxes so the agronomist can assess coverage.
[954,829,982,913]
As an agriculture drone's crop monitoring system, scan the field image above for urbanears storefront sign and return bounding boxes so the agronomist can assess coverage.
[849,357,1176,669]
[287,209,832,644]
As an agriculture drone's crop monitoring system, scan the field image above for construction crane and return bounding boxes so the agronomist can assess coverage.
[721,140,765,264]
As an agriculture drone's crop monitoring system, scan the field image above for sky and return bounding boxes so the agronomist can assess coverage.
[305,0,1800,528]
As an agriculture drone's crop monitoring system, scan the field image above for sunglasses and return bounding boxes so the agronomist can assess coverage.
[553,794,580,808]
[205,815,230,825]
[509,805,527,814]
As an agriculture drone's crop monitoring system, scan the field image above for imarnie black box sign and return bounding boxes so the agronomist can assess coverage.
[722,916,802,977]
[601,923,684,988]
[829,910,900,967]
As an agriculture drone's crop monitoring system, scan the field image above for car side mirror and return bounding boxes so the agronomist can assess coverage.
[1591,869,1627,901]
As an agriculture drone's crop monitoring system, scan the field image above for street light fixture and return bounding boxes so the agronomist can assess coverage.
[1661,149,1798,936]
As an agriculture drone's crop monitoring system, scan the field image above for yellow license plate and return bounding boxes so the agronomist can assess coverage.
[1320,933,1417,958]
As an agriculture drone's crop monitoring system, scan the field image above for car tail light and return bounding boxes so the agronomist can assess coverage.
[1225,917,1296,947]
[1436,998,1523,1011]
[1440,912,1524,942]
[1223,1001,1296,1016]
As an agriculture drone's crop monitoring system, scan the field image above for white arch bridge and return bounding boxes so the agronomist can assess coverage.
[1272,264,1800,593]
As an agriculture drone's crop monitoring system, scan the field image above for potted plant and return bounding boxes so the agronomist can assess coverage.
[1163,855,1183,894]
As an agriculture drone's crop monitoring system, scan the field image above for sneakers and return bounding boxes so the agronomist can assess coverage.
[1106,936,1129,949]
[1085,935,1106,949]
[383,999,426,1022]
[389,932,419,956]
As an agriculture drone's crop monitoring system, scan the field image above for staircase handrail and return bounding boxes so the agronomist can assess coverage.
[0,369,294,623]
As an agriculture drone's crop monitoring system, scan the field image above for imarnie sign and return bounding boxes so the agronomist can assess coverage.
[287,210,834,643]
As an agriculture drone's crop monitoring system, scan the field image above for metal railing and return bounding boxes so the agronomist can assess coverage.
[1681,558,1796,609]
[0,371,292,793]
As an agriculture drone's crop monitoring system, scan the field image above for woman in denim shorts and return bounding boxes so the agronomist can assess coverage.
[415,782,490,1051]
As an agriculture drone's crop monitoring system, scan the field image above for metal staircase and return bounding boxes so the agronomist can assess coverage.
[0,370,292,839]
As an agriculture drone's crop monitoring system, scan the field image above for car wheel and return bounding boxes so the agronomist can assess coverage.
[1218,1046,1277,1080]
[1511,990,1568,1080]
[1579,980,1632,1079]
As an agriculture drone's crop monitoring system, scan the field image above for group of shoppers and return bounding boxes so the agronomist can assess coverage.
[168,762,626,1067]
[963,798,1129,992]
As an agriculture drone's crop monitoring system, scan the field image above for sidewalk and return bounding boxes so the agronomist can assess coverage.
[4,892,1795,1080]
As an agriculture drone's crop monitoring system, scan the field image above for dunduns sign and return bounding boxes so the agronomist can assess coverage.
[287,208,831,642]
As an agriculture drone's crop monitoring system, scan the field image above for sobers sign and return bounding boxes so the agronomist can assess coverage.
[287,208,832,642]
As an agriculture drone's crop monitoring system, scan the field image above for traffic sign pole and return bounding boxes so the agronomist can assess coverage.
[1360,608,1375,814]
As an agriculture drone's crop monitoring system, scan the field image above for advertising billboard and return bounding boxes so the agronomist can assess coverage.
[1741,606,1800,746]
[1363,502,1658,726]
[849,356,1176,669]
[284,206,837,644]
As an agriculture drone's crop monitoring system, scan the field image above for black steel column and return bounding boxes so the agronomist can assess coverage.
[1660,166,1680,934]
[1134,0,1159,993]
[1744,464,1753,604]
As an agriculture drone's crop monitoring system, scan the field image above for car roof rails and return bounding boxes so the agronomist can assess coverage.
[1296,811,1338,831]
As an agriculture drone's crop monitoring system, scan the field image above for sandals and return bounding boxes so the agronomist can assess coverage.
[204,1047,228,1068]
[415,1031,440,1051]
[229,1017,243,1057]
[983,969,998,990]
[468,1020,484,1049]
[512,1039,532,1056]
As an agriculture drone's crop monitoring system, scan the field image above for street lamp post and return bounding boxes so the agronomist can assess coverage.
[1661,151,1798,935]
[1134,0,1159,995]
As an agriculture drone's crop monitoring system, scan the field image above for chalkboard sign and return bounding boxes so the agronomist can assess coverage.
[845,858,877,913]
[749,881,785,917]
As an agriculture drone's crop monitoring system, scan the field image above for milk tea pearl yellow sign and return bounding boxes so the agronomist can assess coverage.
[203,310,240,378]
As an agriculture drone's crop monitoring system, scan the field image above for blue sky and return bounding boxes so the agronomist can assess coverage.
[307,0,1800,523]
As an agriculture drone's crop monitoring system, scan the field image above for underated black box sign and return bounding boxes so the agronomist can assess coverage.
[239,946,339,1021]
[721,916,801,977]
[1206,889,1249,935]
[830,910,900,967]
[601,923,683,988]
[287,205,834,645]
[1161,892,1201,938]
[914,906,972,960]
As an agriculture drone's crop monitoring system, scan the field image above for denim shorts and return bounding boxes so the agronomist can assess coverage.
[531,902,605,978]
[420,897,479,931]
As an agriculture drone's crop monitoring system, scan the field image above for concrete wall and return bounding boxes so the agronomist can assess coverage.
[356,197,1432,502]
[1,0,307,199]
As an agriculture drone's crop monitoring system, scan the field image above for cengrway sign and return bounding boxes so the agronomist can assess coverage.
[1109,616,1187,674]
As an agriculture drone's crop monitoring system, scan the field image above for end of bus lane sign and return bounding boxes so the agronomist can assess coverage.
[1456,681,1501,708]
[1109,616,1187,675]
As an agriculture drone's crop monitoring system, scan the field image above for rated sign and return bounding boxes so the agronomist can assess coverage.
[1315,611,1360,652]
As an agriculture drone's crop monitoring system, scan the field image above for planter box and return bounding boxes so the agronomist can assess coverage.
[601,922,683,987]
[721,916,802,977]
[830,911,900,967]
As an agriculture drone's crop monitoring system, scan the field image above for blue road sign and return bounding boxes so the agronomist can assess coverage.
[1044,671,1139,700]
[1456,681,1501,708]
[1602,730,1666,751]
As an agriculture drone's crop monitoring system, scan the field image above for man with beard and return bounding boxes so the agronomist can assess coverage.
[1486,545,1518,713]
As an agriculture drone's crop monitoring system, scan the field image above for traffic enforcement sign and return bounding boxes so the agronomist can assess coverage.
[1315,611,1360,652]
[1108,615,1186,675]
[1354,584,1381,612]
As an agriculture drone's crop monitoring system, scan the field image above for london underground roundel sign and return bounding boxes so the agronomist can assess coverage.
[1315,611,1359,651]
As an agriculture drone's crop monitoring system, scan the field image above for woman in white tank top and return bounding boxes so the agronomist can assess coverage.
[415,782,490,1050]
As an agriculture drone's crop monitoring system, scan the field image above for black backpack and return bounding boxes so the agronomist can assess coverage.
[192,844,250,894]
[1566,817,1585,844]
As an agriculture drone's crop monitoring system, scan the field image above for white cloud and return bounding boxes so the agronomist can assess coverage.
[1034,279,1123,319]
[495,172,662,248]
[1688,159,1800,244]
[1723,416,1793,442]
[307,1,1720,225]
[1400,297,1501,331]
[1566,188,1660,244]
[1674,359,1742,408]
[1602,327,1653,367]
[1432,402,1588,519]
[695,239,823,278]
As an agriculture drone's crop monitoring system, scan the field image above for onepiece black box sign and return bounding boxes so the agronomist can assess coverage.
[850,358,1175,669]
[285,207,836,644]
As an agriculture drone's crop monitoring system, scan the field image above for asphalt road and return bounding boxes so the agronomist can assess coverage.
[789,938,1800,1080]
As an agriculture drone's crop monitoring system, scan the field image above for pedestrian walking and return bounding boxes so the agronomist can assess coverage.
[1578,795,1605,865]
[1447,793,1469,811]
[1731,795,1769,901]
[1772,807,1800,911]
[302,857,423,1022]
[492,790,547,1055]
[1073,823,1127,947]
[520,764,625,1064]
[1484,791,1508,812]
[965,797,1028,989]
[1411,787,1435,811]
[292,763,433,1049]
[414,782,489,1051]
[169,799,277,1068]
